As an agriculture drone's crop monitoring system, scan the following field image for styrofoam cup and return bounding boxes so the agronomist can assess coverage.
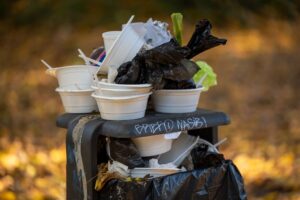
[131,134,173,157]
[46,65,98,89]
[158,133,199,167]
[152,87,203,113]
[102,31,121,52]
[56,88,98,113]
[91,92,151,120]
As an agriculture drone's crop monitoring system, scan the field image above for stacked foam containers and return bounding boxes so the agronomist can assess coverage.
[91,19,153,121]
[92,81,152,120]
[46,65,99,113]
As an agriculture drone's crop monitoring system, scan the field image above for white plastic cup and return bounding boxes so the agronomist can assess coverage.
[91,92,151,120]
[56,88,98,113]
[158,133,199,167]
[46,65,98,89]
[131,134,173,157]
[99,25,146,79]
[152,87,203,113]
[102,31,121,52]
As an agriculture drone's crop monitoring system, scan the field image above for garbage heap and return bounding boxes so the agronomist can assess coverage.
[45,13,247,200]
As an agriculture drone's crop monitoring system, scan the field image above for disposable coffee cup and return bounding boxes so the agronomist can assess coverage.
[102,31,121,52]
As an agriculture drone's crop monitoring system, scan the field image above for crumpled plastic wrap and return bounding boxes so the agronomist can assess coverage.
[143,18,172,49]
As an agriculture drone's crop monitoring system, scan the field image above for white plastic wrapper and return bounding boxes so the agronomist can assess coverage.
[148,158,178,169]
[144,18,172,49]
[124,18,172,50]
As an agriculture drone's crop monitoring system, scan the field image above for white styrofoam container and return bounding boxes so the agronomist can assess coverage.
[102,31,121,52]
[56,88,98,113]
[91,92,151,120]
[46,65,98,89]
[91,85,100,95]
[130,168,181,178]
[152,87,203,113]
[131,134,173,157]
[97,81,152,90]
[92,87,152,97]
[158,133,199,167]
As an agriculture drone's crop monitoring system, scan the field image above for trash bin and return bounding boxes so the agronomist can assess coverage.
[56,108,246,200]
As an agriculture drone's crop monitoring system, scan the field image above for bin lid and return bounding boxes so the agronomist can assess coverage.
[56,109,230,138]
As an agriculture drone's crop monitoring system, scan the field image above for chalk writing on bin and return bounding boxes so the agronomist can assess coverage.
[134,117,207,135]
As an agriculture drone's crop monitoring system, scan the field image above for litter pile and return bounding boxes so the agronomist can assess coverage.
[43,13,246,199]
[98,137,246,200]
[42,13,226,118]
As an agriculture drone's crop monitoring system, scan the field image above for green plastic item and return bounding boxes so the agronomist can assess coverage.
[171,13,183,46]
[193,61,217,91]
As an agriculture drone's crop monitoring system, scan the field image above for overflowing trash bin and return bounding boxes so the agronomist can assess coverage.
[56,110,247,200]
[46,13,247,200]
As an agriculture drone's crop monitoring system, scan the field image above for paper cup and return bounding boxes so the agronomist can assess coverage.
[102,31,121,52]
[56,88,98,113]
[92,92,151,120]
[152,87,203,113]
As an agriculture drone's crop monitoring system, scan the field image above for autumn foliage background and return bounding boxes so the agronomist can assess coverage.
[0,1,300,199]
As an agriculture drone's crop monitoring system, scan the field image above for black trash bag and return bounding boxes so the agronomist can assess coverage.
[191,146,225,169]
[114,19,227,89]
[99,159,247,200]
[109,138,145,169]
[115,39,199,89]
[184,19,227,59]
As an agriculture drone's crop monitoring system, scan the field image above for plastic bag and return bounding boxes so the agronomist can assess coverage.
[185,19,227,59]
[108,138,145,169]
[115,39,199,89]
[99,158,247,200]
[191,146,225,169]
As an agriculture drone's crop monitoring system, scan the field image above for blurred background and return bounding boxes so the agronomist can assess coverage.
[0,0,299,199]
